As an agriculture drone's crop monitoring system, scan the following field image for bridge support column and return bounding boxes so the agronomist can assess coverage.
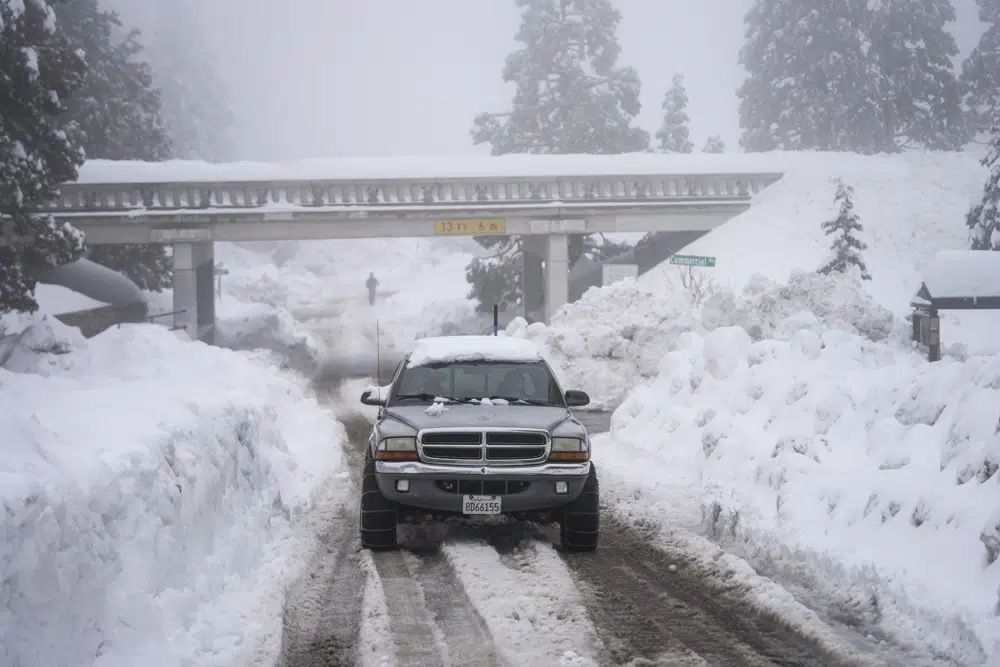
[522,236,546,322]
[544,233,569,323]
[172,241,215,343]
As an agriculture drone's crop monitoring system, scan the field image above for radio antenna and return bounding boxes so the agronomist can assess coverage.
[375,318,381,396]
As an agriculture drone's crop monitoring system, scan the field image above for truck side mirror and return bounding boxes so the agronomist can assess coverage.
[565,390,590,407]
[361,390,386,406]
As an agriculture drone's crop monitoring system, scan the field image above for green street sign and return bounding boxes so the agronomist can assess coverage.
[670,254,717,268]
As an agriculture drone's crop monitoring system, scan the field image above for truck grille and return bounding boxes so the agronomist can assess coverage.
[418,429,548,465]
[435,479,531,495]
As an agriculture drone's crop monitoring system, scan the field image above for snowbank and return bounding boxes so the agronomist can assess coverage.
[0,317,344,667]
[602,311,999,662]
[521,267,998,661]
[509,271,896,409]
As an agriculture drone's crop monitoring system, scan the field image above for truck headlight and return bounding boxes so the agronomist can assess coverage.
[549,437,590,462]
[376,437,418,461]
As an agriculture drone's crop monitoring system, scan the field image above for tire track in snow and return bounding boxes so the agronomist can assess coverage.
[442,534,602,666]
[408,548,502,667]
[370,550,448,666]
[278,503,365,667]
[279,415,372,667]
[560,516,841,666]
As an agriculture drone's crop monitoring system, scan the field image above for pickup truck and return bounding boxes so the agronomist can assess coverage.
[359,335,598,551]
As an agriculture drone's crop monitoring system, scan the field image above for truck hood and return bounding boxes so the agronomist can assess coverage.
[385,404,572,432]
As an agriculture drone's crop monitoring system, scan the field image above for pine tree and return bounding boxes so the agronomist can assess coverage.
[869,0,967,150]
[739,0,965,152]
[656,74,693,153]
[472,0,650,155]
[702,135,726,153]
[469,0,649,314]
[54,0,170,161]
[966,124,1000,250]
[1,0,88,313]
[820,181,871,279]
[739,0,881,152]
[466,237,523,314]
[52,0,173,291]
[961,0,1000,135]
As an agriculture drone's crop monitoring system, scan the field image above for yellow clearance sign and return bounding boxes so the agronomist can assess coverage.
[434,218,506,235]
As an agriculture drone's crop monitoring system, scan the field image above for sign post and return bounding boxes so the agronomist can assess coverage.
[669,255,717,268]
[214,262,229,299]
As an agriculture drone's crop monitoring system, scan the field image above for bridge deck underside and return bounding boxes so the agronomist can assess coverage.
[56,201,750,244]
[36,170,781,244]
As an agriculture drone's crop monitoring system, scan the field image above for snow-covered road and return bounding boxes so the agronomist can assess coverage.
[276,396,939,667]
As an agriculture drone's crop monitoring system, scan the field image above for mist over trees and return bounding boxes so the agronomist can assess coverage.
[961,0,1000,135]
[100,0,234,162]
[0,0,87,312]
[739,0,967,153]
[468,0,649,314]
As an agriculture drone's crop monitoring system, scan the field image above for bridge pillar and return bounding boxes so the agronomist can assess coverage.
[522,236,546,322]
[544,233,569,322]
[172,241,215,343]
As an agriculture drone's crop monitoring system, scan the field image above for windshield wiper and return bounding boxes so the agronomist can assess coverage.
[488,395,554,407]
[394,393,477,404]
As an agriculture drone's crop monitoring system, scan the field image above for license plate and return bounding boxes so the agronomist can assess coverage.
[462,495,501,515]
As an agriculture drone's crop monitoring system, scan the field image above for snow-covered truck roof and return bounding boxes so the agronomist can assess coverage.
[406,336,542,367]
[920,250,1000,300]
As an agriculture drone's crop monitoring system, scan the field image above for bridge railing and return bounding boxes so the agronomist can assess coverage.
[43,173,783,214]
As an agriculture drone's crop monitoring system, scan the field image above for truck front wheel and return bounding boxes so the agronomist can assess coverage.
[360,452,398,549]
[559,464,599,552]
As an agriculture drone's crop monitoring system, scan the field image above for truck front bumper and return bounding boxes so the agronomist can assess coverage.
[375,460,591,513]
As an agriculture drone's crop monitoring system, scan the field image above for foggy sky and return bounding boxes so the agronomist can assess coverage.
[113,0,987,162]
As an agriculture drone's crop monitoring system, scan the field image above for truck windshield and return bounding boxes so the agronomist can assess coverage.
[391,361,564,407]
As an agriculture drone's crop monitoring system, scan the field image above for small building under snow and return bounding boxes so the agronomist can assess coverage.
[911,250,1000,361]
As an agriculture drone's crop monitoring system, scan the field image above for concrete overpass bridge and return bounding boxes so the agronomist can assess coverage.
[38,156,783,341]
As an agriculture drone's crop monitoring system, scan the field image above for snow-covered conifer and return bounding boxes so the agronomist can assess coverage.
[870,0,967,150]
[702,135,726,153]
[739,0,965,152]
[54,0,173,290]
[0,0,87,312]
[966,124,1000,250]
[656,74,693,153]
[739,0,880,152]
[820,181,871,280]
[472,0,649,155]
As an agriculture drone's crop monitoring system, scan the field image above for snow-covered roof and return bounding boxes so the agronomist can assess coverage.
[75,153,786,184]
[922,250,1000,299]
[406,336,542,367]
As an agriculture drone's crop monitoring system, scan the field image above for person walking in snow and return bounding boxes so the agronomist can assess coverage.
[366,272,379,305]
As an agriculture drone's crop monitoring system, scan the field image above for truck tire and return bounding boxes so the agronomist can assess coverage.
[360,452,398,549]
[560,464,599,552]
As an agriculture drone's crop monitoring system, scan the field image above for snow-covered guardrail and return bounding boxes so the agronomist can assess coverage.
[40,172,783,213]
